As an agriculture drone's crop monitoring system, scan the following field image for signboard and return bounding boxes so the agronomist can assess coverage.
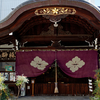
[0,50,15,61]
[5,65,13,71]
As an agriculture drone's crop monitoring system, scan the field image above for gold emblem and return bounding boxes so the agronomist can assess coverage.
[35,7,76,16]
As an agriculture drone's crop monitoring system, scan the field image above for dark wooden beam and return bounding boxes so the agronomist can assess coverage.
[20,34,93,43]
[20,46,94,50]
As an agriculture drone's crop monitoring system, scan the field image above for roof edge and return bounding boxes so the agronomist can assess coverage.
[0,0,100,29]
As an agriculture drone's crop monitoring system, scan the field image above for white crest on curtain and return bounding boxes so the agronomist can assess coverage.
[66,56,85,72]
[30,56,48,70]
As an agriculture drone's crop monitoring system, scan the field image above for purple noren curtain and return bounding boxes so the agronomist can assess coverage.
[16,51,55,77]
[57,50,98,78]
[16,50,98,78]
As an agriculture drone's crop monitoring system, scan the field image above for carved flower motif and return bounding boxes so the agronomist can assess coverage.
[30,56,48,70]
[66,56,85,72]
[52,8,59,14]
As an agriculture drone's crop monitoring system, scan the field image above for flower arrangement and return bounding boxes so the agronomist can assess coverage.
[91,68,100,100]
[0,73,9,100]
[16,74,29,99]
[0,73,6,89]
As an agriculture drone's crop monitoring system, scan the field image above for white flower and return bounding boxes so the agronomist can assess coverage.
[0,73,6,84]
[0,73,7,90]
[66,56,85,72]
[0,83,6,90]
[16,75,29,83]
[30,56,48,70]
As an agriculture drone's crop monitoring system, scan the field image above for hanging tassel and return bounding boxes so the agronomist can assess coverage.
[54,59,59,93]
[54,82,59,93]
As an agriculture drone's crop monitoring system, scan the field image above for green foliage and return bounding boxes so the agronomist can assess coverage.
[94,69,100,80]
[1,87,11,100]
[16,80,23,86]
[91,69,100,99]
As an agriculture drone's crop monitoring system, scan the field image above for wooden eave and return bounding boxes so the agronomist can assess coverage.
[0,0,100,46]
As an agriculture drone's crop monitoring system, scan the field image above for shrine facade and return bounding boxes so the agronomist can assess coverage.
[0,0,100,96]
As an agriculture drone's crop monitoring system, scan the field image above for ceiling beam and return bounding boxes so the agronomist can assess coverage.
[20,34,93,43]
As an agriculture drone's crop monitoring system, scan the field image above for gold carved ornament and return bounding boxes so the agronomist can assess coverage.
[0,51,15,59]
[9,52,15,58]
[35,7,76,16]
[1,52,8,58]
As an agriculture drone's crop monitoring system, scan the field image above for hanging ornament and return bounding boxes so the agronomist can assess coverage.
[54,59,59,93]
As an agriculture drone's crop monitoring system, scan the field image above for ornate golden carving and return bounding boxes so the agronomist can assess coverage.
[35,7,76,16]
[0,51,15,60]
[2,52,8,58]
[9,52,15,58]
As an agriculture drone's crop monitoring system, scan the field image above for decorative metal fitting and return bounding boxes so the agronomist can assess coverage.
[35,7,76,16]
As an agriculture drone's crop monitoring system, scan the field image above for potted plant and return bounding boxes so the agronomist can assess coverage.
[15,74,29,99]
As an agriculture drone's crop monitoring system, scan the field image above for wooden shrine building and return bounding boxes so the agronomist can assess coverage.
[0,0,100,96]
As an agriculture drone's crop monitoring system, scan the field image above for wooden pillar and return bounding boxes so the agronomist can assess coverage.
[31,79,35,96]
[15,39,19,50]
[94,38,98,49]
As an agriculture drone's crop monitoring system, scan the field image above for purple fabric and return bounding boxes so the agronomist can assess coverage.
[57,50,98,78]
[16,51,55,77]
[16,50,98,78]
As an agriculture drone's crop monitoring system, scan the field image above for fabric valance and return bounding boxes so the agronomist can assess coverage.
[56,50,98,78]
[16,51,55,77]
[16,50,98,78]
